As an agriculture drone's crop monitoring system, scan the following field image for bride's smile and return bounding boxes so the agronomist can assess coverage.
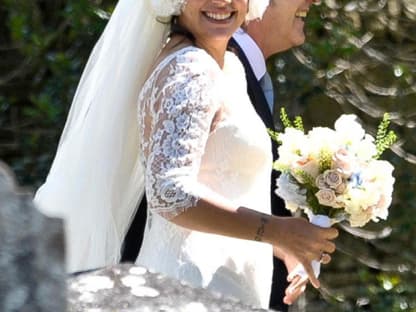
[178,0,248,48]
[203,11,235,21]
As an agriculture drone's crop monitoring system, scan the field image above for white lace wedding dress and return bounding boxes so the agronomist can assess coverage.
[136,46,273,308]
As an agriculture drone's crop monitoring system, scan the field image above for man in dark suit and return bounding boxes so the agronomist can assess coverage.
[122,0,320,310]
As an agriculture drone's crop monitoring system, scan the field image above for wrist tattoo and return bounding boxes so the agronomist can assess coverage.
[254,216,269,241]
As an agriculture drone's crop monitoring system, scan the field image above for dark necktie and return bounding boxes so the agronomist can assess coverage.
[259,72,274,112]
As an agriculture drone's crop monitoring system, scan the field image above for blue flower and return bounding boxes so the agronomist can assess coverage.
[349,172,363,187]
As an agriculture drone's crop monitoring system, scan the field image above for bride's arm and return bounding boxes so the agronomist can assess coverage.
[172,198,337,289]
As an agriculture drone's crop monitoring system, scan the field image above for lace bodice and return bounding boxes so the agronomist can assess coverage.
[136,46,274,308]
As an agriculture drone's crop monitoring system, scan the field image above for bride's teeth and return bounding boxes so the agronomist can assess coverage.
[205,12,232,20]
[295,11,307,18]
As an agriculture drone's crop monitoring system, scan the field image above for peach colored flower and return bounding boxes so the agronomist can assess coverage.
[323,169,343,188]
[315,174,327,189]
[332,148,355,177]
[316,189,337,206]
[292,158,320,184]
[334,182,347,194]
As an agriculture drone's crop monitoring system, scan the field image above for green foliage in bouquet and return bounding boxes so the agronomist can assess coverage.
[270,108,397,159]
[318,149,333,172]
[375,113,398,159]
[267,107,304,144]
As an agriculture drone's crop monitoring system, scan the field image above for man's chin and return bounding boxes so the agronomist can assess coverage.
[292,35,306,48]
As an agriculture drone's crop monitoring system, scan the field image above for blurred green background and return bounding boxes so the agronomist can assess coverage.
[0,0,415,311]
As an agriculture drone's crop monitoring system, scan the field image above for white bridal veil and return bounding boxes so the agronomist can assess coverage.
[34,0,269,273]
[34,0,168,272]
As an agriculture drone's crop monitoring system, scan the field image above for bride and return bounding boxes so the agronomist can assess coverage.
[34,0,338,308]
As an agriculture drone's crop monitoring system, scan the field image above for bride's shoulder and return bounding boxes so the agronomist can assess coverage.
[150,46,220,84]
[164,46,217,72]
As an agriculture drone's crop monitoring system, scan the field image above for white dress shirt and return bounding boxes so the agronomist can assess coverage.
[233,28,267,82]
[233,29,274,112]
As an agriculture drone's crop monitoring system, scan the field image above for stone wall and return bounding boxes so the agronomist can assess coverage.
[0,161,66,312]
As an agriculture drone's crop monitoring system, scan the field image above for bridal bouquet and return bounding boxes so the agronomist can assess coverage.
[270,109,397,277]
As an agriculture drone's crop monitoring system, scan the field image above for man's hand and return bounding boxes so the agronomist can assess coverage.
[273,246,307,305]
[284,271,308,305]
[283,252,308,305]
[274,246,332,305]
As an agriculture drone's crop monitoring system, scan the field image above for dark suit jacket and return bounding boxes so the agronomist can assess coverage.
[121,40,291,311]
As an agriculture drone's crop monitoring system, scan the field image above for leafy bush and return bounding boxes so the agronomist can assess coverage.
[0,0,114,186]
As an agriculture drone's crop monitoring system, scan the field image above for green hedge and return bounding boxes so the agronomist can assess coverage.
[0,1,415,311]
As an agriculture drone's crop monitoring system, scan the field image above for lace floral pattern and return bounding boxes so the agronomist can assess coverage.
[138,47,221,220]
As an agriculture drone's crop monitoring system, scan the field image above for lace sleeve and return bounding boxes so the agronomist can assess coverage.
[139,51,221,220]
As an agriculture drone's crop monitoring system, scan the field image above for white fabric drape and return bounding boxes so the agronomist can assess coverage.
[34,0,167,273]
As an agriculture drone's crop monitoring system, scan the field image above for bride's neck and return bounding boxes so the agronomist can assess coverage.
[194,39,227,68]
[162,35,227,69]
[168,18,227,68]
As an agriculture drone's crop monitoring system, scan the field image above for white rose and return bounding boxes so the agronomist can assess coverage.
[276,128,309,168]
[307,127,338,156]
[361,162,394,199]
[334,114,365,145]
[348,208,373,227]
[361,160,395,221]
[354,134,378,161]
[346,186,380,211]
[372,194,391,221]
[341,187,378,226]
[362,160,394,185]
[339,158,394,226]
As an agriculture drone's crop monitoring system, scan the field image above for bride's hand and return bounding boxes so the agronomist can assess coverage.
[269,216,338,288]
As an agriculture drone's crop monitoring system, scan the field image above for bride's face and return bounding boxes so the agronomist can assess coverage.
[178,0,248,44]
